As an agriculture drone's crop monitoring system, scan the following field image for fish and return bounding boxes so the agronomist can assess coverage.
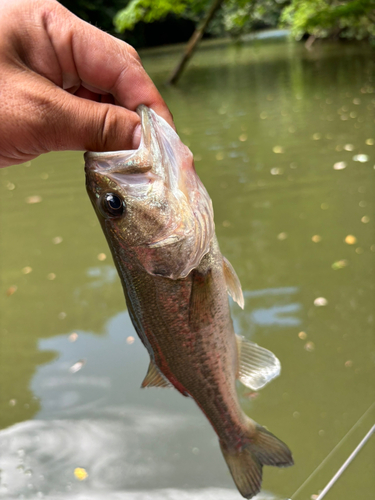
[84,105,293,499]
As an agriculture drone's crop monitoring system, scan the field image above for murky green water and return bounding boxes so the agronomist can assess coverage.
[0,35,374,500]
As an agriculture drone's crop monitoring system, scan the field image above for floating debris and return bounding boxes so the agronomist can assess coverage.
[332,260,348,270]
[365,138,374,146]
[22,266,32,274]
[216,152,224,160]
[353,98,361,104]
[47,273,56,280]
[74,468,88,481]
[272,146,284,154]
[126,336,135,345]
[271,167,283,175]
[321,203,329,210]
[277,232,288,240]
[344,144,354,151]
[312,235,322,243]
[355,247,363,254]
[293,411,300,418]
[25,195,42,204]
[69,359,86,374]
[314,297,328,307]
[353,154,369,162]
[312,133,321,140]
[6,285,17,296]
[361,216,370,223]
[192,448,200,455]
[304,341,315,352]
[239,133,247,142]
[345,360,353,368]
[271,167,284,175]
[58,312,66,320]
[333,161,347,170]
[6,182,15,190]
[97,253,107,261]
[298,331,307,340]
[69,333,78,342]
[9,399,17,406]
[222,220,231,227]
[345,235,357,245]
[243,391,259,400]
[359,200,367,207]
[52,236,63,244]
[260,111,268,119]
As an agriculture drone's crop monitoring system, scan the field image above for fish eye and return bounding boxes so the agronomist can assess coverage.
[101,193,125,218]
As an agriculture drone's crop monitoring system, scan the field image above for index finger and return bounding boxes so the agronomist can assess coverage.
[44,1,174,128]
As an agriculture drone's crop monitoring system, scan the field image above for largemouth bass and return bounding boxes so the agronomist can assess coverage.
[85,105,293,498]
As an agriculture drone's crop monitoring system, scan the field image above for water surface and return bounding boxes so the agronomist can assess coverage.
[0,35,374,500]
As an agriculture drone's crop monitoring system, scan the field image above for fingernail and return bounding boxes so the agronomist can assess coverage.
[132,123,141,149]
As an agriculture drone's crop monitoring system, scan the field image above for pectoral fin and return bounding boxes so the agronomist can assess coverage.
[236,335,281,390]
[223,257,244,309]
[141,360,173,389]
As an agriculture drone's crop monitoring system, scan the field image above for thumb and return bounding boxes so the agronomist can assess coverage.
[45,90,142,153]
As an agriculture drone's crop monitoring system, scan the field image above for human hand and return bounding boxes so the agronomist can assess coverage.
[0,0,173,167]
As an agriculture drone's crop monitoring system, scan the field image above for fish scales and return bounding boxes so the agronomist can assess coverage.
[85,105,293,499]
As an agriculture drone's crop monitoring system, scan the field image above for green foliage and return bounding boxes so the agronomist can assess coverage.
[281,0,375,41]
[219,0,289,37]
[114,0,202,32]
[114,0,287,36]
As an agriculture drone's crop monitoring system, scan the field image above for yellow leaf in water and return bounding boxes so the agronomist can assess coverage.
[74,468,88,481]
[25,195,42,204]
[345,235,357,245]
[331,259,348,270]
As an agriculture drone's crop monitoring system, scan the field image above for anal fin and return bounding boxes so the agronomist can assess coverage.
[236,335,281,390]
[223,257,244,309]
[141,360,173,389]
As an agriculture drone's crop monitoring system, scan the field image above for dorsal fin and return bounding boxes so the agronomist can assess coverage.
[141,360,173,389]
[236,335,281,390]
[223,256,244,309]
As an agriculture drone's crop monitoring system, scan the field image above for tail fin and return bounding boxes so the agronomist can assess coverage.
[220,423,293,499]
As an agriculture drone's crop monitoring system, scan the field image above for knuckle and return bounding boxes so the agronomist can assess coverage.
[96,105,116,151]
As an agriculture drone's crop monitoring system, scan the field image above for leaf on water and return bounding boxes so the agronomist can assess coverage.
[345,235,357,245]
[353,154,368,162]
[314,297,327,306]
[333,161,346,170]
[69,359,86,374]
[25,195,42,204]
[6,286,17,296]
[74,468,88,481]
[332,259,348,270]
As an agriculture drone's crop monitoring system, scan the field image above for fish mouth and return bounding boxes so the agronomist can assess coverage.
[84,105,152,170]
